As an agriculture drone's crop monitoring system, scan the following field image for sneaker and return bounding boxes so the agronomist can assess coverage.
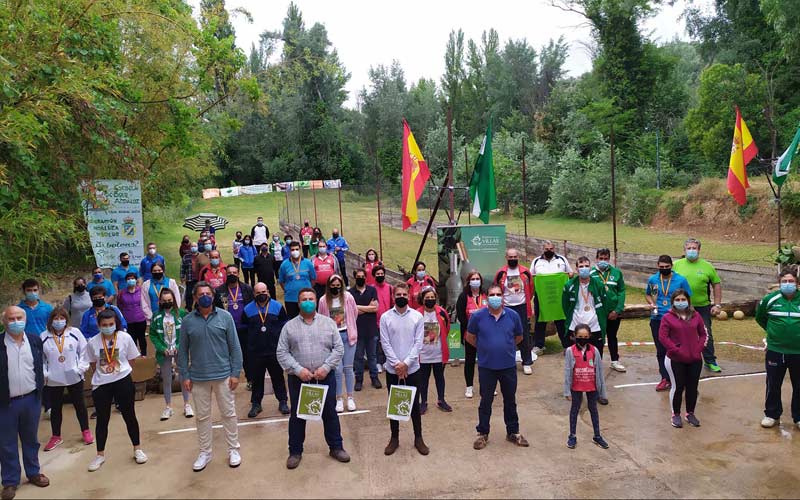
[437,400,453,412]
[82,429,94,445]
[671,414,683,428]
[567,435,577,449]
[473,434,488,450]
[279,400,290,415]
[420,402,428,415]
[705,362,722,373]
[506,433,529,447]
[761,416,778,428]
[795,421,800,431]
[44,408,51,420]
[532,346,544,356]
[286,454,302,469]
[44,436,62,452]
[248,404,262,419]
[598,397,609,405]
[184,403,194,418]
[354,381,363,392]
[134,449,148,464]
[686,413,701,427]
[193,452,212,471]
[523,365,533,375]
[160,407,174,421]
[655,379,671,392]
[465,386,474,399]
[610,361,627,372]
[377,365,383,374]
[246,381,253,391]
[371,377,382,389]
[347,397,357,412]
[335,398,344,413]
[229,449,241,468]
[88,455,105,472]
[593,435,609,449]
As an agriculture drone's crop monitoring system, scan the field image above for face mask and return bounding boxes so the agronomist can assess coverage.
[673,300,689,310]
[291,250,300,259]
[424,298,437,309]
[148,248,156,256]
[121,260,130,266]
[544,250,555,259]
[257,221,263,226]
[204,244,213,252]
[236,235,242,240]
[273,236,279,242]
[52,319,67,331]
[355,277,366,287]
[375,275,386,284]
[659,268,671,277]
[127,279,137,288]
[578,267,591,279]
[228,275,241,286]
[183,239,190,244]
[416,271,426,280]
[100,325,116,336]
[394,297,409,308]
[261,247,269,254]
[191,246,198,254]
[256,294,269,303]
[575,337,589,347]
[210,258,220,266]
[160,302,174,310]
[507,259,518,268]
[318,246,327,255]
[92,297,106,307]
[197,295,213,308]
[469,279,481,289]
[686,249,699,260]
[329,287,341,296]
[597,260,610,270]
[93,273,103,281]
[300,300,316,314]
[285,239,293,245]
[74,285,86,293]
[7,320,25,335]
[244,239,251,245]
[487,296,503,309]
[781,282,797,295]
[332,233,339,239]
[304,222,309,226]
[152,272,164,281]
[25,292,39,302]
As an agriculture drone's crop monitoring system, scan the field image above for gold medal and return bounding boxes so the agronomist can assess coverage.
[584,305,591,312]
[102,333,117,372]
[228,284,240,311]
[58,355,65,363]
[663,300,668,306]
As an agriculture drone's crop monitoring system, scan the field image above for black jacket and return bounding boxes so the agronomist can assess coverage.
[253,253,275,283]
[243,299,288,356]
[214,281,255,311]
[0,333,45,407]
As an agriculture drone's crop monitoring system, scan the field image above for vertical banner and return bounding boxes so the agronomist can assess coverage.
[436,224,506,361]
[80,180,145,268]
[533,273,569,322]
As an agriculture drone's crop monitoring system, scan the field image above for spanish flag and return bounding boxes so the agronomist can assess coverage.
[727,106,758,206]
[401,119,431,230]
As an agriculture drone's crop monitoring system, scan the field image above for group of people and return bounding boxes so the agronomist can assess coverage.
[2,217,799,498]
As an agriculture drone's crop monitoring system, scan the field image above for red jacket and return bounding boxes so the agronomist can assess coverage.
[199,264,227,290]
[658,310,708,364]
[494,265,534,318]
[407,275,438,310]
[416,305,451,363]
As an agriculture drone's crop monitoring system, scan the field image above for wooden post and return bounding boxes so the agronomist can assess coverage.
[610,126,619,265]
[465,147,471,225]
[376,159,384,259]
[338,185,343,233]
[447,107,454,224]
[312,184,318,227]
[297,186,302,225]
[522,137,528,257]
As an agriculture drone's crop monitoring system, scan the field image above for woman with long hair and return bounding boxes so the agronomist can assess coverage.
[456,271,487,398]
[317,275,359,413]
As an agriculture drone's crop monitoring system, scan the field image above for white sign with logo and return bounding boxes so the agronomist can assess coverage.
[80,180,145,268]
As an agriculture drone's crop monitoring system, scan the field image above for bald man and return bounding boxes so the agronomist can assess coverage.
[0,306,49,500]
[243,283,290,417]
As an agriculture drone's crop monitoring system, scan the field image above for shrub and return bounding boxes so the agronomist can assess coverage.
[781,189,800,220]
[548,148,611,222]
[737,194,758,221]
[623,186,663,226]
[662,196,685,221]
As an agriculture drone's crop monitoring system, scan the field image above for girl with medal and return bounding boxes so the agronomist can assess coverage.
[456,271,487,399]
[150,289,193,421]
[84,309,147,471]
[141,262,182,330]
[41,307,93,451]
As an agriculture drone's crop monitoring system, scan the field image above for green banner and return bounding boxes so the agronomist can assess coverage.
[297,383,328,421]
[386,384,417,421]
[534,273,569,322]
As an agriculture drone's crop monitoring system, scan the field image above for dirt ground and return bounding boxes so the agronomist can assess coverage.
[11,345,800,499]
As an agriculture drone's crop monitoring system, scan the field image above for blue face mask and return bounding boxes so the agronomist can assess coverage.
[781,282,797,296]
[300,300,316,314]
[578,267,591,279]
[204,244,213,252]
[686,249,699,261]
[197,295,214,308]
[487,296,503,309]
[673,300,689,310]
[191,246,198,254]
[94,273,103,281]
[469,279,481,289]
[210,258,220,266]
[596,260,610,271]
[127,279,137,288]
[25,292,38,302]
[100,325,116,336]
[6,320,25,335]
[416,271,426,280]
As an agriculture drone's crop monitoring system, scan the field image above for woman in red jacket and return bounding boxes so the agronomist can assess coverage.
[658,289,707,429]
[416,287,452,414]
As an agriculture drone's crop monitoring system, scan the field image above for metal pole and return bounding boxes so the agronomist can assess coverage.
[611,126,619,265]
[447,107,454,224]
[338,185,343,233]
[312,185,318,227]
[413,173,451,274]
[285,187,290,225]
[465,147,471,225]
[522,137,528,257]
[376,159,384,259]
[656,130,661,190]
[297,186,302,225]
[778,183,783,254]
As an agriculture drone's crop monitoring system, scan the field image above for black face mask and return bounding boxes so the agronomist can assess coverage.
[330,287,341,296]
[355,277,366,287]
[507,259,518,268]
[92,297,106,307]
[424,298,437,309]
[74,285,86,293]
[332,233,339,238]
[543,250,555,259]
[121,260,130,266]
[256,294,269,303]
[152,272,164,281]
[375,275,386,284]
[304,222,309,226]
[394,296,409,308]
[659,268,672,277]
[575,338,589,347]
[227,275,239,285]
[160,302,174,310]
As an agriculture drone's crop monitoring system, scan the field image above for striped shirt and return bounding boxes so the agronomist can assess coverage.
[276,314,343,376]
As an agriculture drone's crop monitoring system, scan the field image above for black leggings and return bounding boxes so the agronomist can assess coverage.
[464,341,477,387]
[128,321,147,357]
[665,357,702,414]
[419,362,446,403]
[569,390,601,437]
[45,382,90,436]
[242,268,256,287]
[92,375,140,452]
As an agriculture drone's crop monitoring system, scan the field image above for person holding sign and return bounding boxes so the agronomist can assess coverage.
[317,275,359,413]
[645,256,692,392]
[416,287,452,413]
[300,220,314,258]
[494,249,534,375]
[380,283,428,456]
[84,309,147,472]
[457,271,487,398]
[591,249,627,373]
[276,288,349,470]
[466,285,529,450]
[531,241,573,354]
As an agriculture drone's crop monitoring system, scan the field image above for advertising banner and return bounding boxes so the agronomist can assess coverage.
[239,184,273,195]
[80,180,145,268]
[220,186,240,197]
[202,188,220,199]
[310,180,323,189]
[323,179,341,189]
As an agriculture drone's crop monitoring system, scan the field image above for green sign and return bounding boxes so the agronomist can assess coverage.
[534,273,569,322]
[297,383,328,421]
[386,384,417,421]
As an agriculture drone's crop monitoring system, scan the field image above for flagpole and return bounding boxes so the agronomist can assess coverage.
[375,158,384,260]
[465,147,471,225]
[522,137,529,257]
[610,126,619,265]
[412,174,450,274]
[447,107,455,224]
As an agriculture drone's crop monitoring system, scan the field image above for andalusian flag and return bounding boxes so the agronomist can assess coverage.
[774,123,800,188]
[401,119,431,230]
[727,106,758,206]
[469,119,496,224]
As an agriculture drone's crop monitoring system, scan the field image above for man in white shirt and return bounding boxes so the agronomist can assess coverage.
[251,216,269,247]
[531,241,573,354]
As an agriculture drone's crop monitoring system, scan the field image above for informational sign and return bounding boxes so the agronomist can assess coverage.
[80,179,145,268]
[220,186,240,197]
[239,184,273,195]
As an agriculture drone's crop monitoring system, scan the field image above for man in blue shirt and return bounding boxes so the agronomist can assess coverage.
[80,287,127,339]
[111,252,138,293]
[466,285,529,450]
[17,279,53,335]
[86,267,116,303]
[139,242,166,282]
[326,229,350,286]
[645,255,692,392]
[278,241,316,319]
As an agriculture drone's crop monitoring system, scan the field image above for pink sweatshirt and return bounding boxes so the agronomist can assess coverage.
[317,291,358,346]
[658,310,707,364]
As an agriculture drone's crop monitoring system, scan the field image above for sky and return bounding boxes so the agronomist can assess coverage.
[189,0,710,108]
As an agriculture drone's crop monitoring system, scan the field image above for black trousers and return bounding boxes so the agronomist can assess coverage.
[764,349,800,421]
[44,382,90,436]
[128,321,147,356]
[606,318,621,361]
[92,375,139,452]
[185,280,197,311]
[464,341,477,387]
[418,362,446,403]
[242,268,256,287]
[236,326,251,382]
[250,355,288,405]
[386,371,422,438]
[665,357,702,414]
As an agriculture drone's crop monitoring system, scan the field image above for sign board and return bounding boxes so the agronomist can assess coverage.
[80,180,145,268]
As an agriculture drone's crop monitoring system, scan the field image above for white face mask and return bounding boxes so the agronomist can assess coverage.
[291,250,301,259]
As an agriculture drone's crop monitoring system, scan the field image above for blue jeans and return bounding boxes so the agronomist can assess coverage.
[476,366,519,436]
[287,373,343,455]
[354,334,378,382]
[0,392,41,486]
[335,331,356,396]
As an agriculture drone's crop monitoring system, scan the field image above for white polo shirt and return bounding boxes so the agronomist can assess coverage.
[531,254,573,275]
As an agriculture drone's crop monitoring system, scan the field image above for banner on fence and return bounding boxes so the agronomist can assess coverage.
[294,180,311,190]
[323,179,341,189]
[275,182,294,192]
[202,188,220,199]
[240,184,273,195]
[310,180,323,189]
[80,180,145,268]
[220,186,240,197]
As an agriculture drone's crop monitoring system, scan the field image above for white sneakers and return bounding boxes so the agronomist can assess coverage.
[610,361,627,373]
[465,386,474,399]
[346,397,357,412]
[532,347,544,356]
[336,398,344,413]
[160,407,174,421]
[761,417,777,428]
[88,455,106,472]
[523,365,533,375]
[184,403,195,418]
[134,449,148,464]
[193,452,213,472]
[229,449,242,468]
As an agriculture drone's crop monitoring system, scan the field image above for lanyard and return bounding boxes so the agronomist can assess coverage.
[102,333,117,365]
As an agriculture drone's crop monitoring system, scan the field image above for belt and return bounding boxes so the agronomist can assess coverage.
[10,390,36,401]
